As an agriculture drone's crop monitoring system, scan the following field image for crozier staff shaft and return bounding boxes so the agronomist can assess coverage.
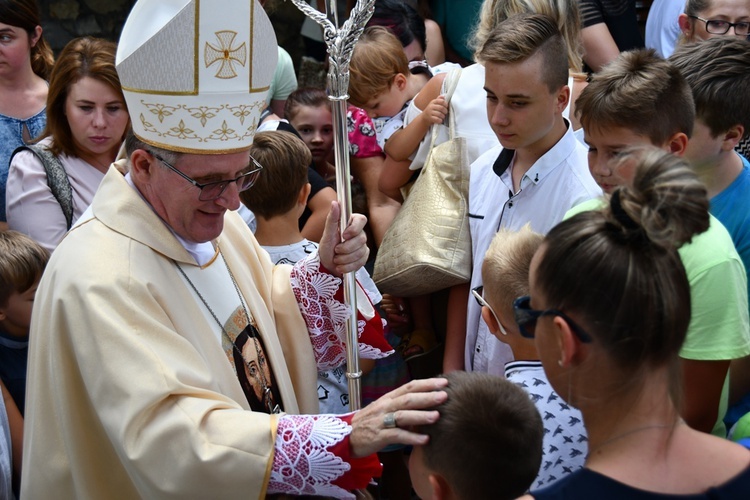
[289,0,376,411]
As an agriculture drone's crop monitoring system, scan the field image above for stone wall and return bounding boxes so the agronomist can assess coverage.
[37,0,137,52]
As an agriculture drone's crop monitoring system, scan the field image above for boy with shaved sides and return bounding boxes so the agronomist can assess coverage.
[454,14,600,375]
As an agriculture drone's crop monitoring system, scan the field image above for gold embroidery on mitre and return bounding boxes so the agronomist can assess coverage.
[204,31,247,79]
[144,103,178,124]
[187,105,221,127]
[136,101,263,144]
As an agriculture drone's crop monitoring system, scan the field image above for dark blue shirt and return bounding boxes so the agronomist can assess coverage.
[0,329,28,416]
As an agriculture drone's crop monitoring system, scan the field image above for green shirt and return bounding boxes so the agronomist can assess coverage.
[566,198,750,436]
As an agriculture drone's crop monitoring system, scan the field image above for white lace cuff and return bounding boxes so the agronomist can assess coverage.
[290,252,392,371]
[268,414,355,499]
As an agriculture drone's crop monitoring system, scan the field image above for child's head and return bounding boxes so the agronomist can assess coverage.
[241,131,311,220]
[670,37,750,166]
[679,0,750,43]
[528,147,709,407]
[0,231,50,338]
[348,26,411,117]
[480,226,544,342]
[284,88,334,167]
[409,371,543,500]
[476,14,570,152]
[473,0,584,72]
[575,49,695,193]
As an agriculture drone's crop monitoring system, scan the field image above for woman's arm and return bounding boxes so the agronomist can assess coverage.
[301,186,337,243]
[350,155,401,247]
[378,157,414,201]
[581,23,620,73]
[6,149,70,252]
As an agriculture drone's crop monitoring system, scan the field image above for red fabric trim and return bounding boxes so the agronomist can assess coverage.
[329,414,382,491]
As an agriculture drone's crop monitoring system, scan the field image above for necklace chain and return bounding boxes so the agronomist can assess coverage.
[174,249,281,414]
[588,421,683,456]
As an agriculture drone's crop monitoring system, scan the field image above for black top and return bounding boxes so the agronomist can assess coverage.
[579,0,644,53]
[533,465,750,499]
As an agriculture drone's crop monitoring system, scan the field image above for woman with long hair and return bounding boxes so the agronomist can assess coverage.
[0,0,54,230]
[6,37,129,251]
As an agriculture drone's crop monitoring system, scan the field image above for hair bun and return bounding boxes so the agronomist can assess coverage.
[606,147,710,252]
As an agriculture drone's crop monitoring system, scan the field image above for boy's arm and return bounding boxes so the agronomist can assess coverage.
[383,95,448,162]
[1,380,22,486]
[680,359,729,433]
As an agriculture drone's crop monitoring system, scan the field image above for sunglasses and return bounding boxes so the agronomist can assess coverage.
[512,296,592,343]
[472,286,508,335]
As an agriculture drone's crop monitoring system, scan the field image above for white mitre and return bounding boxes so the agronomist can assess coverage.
[116,0,278,154]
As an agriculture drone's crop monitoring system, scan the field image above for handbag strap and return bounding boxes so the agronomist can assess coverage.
[434,68,463,143]
[11,144,74,230]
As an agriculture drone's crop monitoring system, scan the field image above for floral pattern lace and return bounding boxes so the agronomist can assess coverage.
[268,414,355,499]
[290,252,392,371]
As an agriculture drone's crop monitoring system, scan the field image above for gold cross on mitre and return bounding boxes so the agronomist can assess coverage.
[205,31,247,79]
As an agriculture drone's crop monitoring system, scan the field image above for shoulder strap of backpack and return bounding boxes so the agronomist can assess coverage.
[11,145,74,230]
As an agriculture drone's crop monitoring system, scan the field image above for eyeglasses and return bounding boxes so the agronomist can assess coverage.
[151,152,263,201]
[689,16,750,36]
[512,296,592,343]
[472,286,508,336]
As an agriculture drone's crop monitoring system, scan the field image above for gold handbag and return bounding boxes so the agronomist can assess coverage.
[373,68,471,296]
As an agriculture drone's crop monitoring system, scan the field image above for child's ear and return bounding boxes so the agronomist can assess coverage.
[481,305,501,335]
[429,472,453,500]
[666,132,689,157]
[298,183,312,206]
[555,84,571,114]
[393,73,408,91]
[720,125,744,151]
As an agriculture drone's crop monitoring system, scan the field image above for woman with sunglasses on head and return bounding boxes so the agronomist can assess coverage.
[519,147,750,499]
[6,37,129,252]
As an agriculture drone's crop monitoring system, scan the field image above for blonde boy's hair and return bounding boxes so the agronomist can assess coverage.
[482,226,544,319]
[0,231,50,306]
[472,0,583,72]
[348,26,410,108]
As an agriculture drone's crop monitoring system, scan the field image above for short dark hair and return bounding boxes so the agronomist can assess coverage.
[476,13,569,92]
[670,37,750,140]
[576,49,695,144]
[242,131,311,218]
[368,0,427,54]
[537,147,709,400]
[421,371,543,500]
[0,230,49,306]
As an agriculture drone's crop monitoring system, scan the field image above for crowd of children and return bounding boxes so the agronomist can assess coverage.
[2,0,750,498]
